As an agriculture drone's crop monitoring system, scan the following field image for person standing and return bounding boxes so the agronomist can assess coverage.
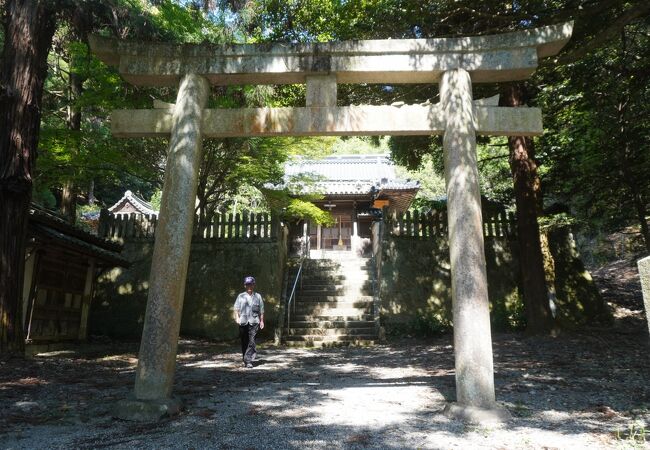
[233,276,264,368]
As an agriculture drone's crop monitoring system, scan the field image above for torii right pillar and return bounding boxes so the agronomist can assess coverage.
[441,68,510,423]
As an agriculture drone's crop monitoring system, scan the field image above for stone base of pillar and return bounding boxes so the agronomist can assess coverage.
[113,397,182,422]
[443,402,511,425]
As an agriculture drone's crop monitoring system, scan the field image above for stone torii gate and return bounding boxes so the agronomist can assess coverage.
[89,22,573,422]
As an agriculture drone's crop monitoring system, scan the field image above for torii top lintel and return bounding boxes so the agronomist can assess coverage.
[89,22,573,87]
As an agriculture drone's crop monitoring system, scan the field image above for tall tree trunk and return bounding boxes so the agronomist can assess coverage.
[500,83,556,335]
[61,180,77,222]
[632,190,650,253]
[616,29,650,253]
[88,179,96,205]
[60,66,83,223]
[0,0,58,354]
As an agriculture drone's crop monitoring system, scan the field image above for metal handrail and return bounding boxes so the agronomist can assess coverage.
[286,235,310,334]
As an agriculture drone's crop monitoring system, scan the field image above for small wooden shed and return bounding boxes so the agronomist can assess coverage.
[23,206,129,344]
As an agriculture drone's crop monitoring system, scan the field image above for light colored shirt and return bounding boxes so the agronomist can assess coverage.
[234,291,264,325]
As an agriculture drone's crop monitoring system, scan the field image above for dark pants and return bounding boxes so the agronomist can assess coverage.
[239,323,259,363]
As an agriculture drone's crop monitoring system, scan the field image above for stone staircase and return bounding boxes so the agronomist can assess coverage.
[283,251,378,347]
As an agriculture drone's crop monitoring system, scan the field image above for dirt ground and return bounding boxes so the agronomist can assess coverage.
[1,258,649,449]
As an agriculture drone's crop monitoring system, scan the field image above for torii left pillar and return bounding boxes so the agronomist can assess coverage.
[115,73,209,421]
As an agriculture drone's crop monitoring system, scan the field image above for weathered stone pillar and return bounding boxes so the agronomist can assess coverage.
[117,74,209,421]
[638,256,650,337]
[440,69,508,423]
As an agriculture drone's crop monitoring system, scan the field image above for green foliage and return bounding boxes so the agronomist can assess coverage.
[537,20,650,248]
[491,294,527,332]
[615,421,648,448]
[148,1,226,43]
[262,188,334,225]
[32,0,650,254]
[394,155,446,204]
[32,183,57,209]
[285,198,335,226]
[36,0,336,221]
[411,311,451,337]
[389,136,436,171]
[330,136,389,155]
[477,139,514,206]
[538,213,578,231]
[250,0,650,254]
[149,190,162,211]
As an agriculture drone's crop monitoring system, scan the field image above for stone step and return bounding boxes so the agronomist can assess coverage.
[303,276,372,283]
[293,297,373,305]
[297,269,371,279]
[286,327,376,336]
[291,308,372,321]
[283,339,376,348]
[287,320,375,329]
[291,303,373,317]
[304,260,372,268]
[295,296,373,304]
[308,255,371,261]
[293,294,373,302]
[289,314,374,322]
[292,303,372,312]
[299,281,372,288]
[309,259,372,266]
[284,335,377,344]
[295,293,373,302]
[295,287,347,296]
[297,264,371,271]
[297,288,373,297]
[291,303,373,313]
[294,275,346,282]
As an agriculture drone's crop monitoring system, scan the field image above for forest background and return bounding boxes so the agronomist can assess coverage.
[0,0,648,352]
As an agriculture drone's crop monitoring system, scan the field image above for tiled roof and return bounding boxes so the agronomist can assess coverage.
[302,181,374,195]
[280,154,419,195]
[285,154,396,182]
[31,224,130,267]
[28,206,129,267]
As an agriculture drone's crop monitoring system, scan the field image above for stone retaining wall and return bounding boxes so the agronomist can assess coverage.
[89,232,287,341]
[374,222,608,335]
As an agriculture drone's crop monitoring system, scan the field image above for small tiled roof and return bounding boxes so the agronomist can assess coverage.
[28,206,129,267]
[108,190,158,216]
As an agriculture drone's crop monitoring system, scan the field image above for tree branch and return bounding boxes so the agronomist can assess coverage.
[557,2,650,64]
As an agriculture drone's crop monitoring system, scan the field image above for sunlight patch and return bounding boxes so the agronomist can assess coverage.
[308,385,434,426]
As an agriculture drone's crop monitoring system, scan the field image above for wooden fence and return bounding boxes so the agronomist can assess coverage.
[387,208,515,239]
[98,209,281,241]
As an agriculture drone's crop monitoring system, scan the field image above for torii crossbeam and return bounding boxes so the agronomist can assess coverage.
[89,22,573,423]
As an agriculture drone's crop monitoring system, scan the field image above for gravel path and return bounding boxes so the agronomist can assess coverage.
[1,329,649,449]
[2,257,648,449]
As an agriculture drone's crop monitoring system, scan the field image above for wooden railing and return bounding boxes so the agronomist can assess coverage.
[387,208,515,239]
[98,209,281,241]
